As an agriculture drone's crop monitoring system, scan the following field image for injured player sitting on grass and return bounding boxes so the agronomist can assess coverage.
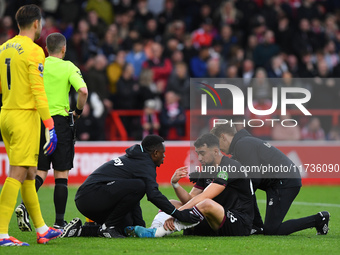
[124,133,255,238]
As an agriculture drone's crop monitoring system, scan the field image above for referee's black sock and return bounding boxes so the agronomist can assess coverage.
[54,178,68,226]
[35,175,44,191]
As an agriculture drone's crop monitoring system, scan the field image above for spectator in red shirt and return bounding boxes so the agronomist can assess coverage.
[192,18,214,49]
[143,42,172,94]
[301,117,326,140]
[141,99,160,138]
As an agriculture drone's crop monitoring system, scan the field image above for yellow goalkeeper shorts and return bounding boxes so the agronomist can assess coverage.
[1,109,40,166]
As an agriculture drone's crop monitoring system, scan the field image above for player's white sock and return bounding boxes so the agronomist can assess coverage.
[174,219,200,231]
[36,224,49,234]
[154,219,200,237]
[154,227,174,237]
[0,234,10,239]
[150,211,171,228]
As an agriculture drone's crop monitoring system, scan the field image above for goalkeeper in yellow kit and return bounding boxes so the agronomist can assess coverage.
[0,4,62,246]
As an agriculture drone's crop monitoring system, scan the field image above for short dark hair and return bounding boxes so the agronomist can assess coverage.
[194,133,219,149]
[46,33,66,54]
[210,124,237,138]
[141,135,164,154]
[15,4,41,29]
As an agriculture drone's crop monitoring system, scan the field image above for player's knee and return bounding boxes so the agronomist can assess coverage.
[169,199,183,208]
[196,199,215,214]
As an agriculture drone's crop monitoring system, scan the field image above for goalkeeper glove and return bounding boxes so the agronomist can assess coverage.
[43,118,57,156]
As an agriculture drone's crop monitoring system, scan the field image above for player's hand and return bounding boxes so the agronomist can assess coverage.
[189,171,200,184]
[172,209,200,224]
[171,166,188,184]
[65,108,80,121]
[43,127,57,155]
[163,217,175,231]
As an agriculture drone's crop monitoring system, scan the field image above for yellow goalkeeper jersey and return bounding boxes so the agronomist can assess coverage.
[0,35,51,121]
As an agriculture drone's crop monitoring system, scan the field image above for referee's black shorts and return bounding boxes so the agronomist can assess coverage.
[38,115,74,171]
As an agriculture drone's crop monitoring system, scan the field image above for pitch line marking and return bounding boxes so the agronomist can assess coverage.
[258,200,340,208]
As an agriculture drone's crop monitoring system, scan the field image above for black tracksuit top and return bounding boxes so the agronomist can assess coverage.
[75,144,176,215]
[229,129,302,190]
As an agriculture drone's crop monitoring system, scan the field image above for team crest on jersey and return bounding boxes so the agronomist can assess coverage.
[217,171,228,181]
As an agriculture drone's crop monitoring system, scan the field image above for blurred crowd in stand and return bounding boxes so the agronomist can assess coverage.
[1,0,340,141]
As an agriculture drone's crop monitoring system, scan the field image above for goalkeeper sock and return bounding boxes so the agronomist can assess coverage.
[21,180,46,230]
[150,211,171,229]
[18,174,44,211]
[0,177,21,234]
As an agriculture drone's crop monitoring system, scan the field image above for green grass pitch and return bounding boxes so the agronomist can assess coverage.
[0,185,339,254]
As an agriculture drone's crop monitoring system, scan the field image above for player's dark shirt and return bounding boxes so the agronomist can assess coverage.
[229,129,302,190]
[194,156,254,227]
[75,144,176,215]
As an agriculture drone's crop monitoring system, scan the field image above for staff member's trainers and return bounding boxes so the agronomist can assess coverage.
[98,224,125,238]
[53,221,68,230]
[0,236,29,246]
[124,226,137,237]
[37,227,62,244]
[316,211,330,235]
[61,218,82,238]
[15,204,32,232]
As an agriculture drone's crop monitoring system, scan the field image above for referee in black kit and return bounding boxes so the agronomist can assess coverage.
[211,124,330,235]
[62,135,199,238]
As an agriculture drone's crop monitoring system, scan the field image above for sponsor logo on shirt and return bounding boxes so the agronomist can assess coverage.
[113,157,124,166]
[263,142,271,148]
